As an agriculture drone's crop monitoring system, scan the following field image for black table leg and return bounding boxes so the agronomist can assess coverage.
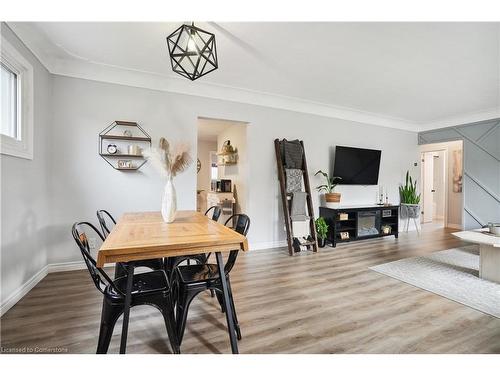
[119,262,135,354]
[215,252,239,354]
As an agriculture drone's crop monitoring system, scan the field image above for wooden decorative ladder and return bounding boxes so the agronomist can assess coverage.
[274,139,318,256]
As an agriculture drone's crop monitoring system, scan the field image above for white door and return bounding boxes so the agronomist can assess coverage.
[422,152,434,223]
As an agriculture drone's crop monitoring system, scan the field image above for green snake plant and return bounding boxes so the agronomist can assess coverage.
[315,217,329,240]
[314,170,342,193]
[399,171,421,204]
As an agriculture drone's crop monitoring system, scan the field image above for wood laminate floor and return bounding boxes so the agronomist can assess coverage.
[2,226,500,354]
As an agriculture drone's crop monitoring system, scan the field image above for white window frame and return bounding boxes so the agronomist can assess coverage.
[1,36,34,160]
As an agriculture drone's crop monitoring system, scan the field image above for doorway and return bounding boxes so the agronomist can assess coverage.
[196,117,249,222]
[419,140,464,230]
[421,150,446,227]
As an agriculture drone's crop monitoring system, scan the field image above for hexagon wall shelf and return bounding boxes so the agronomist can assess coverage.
[99,121,151,171]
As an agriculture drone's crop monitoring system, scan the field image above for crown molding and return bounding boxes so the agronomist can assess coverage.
[7,22,422,132]
[418,108,500,131]
[7,22,498,133]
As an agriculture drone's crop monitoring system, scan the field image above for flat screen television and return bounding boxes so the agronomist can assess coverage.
[333,146,381,185]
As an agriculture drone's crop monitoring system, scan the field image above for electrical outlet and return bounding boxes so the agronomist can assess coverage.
[88,237,97,250]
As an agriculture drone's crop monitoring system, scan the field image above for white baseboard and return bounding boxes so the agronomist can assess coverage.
[0,265,48,317]
[1,260,87,317]
[1,237,294,316]
[1,241,289,316]
[249,240,288,251]
[47,260,86,273]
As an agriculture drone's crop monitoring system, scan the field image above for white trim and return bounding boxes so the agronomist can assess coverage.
[6,23,419,132]
[0,240,292,315]
[7,22,500,132]
[419,108,500,132]
[0,265,48,316]
[47,260,86,273]
[1,242,295,316]
[0,36,34,160]
[0,261,87,316]
[54,58,420,131]
[249,240,288,251]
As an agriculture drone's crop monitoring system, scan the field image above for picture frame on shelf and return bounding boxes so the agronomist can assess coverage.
[340,231,350,240]
[117,160,132,169]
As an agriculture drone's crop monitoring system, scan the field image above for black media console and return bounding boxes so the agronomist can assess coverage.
[319,204,399,247]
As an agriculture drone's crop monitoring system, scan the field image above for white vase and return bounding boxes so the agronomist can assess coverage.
[161,177,177,223]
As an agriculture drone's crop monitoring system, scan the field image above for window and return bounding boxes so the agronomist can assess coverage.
[0,37,33,159]
[1,63,18,139]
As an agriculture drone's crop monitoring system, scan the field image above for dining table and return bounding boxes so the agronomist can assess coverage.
[97,210,249,354]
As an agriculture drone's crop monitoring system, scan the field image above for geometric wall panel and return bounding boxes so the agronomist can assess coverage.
[419,118,500,229]
[464,139,500,195]
[418,128,460,144]
[464,174,499,226]
[458,120,498,142]
[479,123,500,160]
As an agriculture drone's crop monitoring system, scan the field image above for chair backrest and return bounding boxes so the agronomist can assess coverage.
[205,205,222,222]
[96,209,116,237]
[223,214,250,274]
[71,222,120,295]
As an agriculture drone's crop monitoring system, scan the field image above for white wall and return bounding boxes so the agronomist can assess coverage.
[196,139,217,192]
[217,123,248,213]
[0,23,52,311]
[47,74,418,259]
[419,141,463,228]
[0,30,420,312]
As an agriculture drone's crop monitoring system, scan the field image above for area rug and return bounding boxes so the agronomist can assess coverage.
[370,246,500,318]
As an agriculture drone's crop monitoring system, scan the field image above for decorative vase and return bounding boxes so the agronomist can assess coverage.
[318,237,326,248]
[161,176,177,223]
[325,192,341,203]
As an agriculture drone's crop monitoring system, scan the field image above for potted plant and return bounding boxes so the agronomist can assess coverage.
[315,217,329,247]
[143,138,192,223]
[399,170,421,220]
[315,170,342,202]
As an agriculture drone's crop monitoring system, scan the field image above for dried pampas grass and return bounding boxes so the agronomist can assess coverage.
[143,137,192,178]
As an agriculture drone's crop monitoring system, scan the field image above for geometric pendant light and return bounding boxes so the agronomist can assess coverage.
[166,23,218,81]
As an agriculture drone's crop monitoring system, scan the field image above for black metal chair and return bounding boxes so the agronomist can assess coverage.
[97,210,164,278]
[205,205,222,222]
[202,205,223,265]
[163,206,222,277]
[72,221,179,354]
[96,209,116,237]
[173,214,250,345]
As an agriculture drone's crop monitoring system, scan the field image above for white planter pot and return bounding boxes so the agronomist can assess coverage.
[161,177,177,223]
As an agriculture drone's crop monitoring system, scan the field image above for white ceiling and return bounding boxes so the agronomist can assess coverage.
[7,22,500,130]
[197,117,244,142]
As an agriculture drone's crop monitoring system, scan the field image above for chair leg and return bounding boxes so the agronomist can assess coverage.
[176,287,200,345]
[215,290,225,313]
[158,294,181,354]
[96,298,123,354]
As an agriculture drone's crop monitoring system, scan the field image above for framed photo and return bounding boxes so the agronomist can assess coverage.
[340,231,350,240]
[117,159,132,169]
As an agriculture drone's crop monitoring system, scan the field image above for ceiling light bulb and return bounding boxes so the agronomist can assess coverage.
[187,34,197,53]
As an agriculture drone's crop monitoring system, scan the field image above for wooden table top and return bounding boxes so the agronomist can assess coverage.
[96,211,249,267]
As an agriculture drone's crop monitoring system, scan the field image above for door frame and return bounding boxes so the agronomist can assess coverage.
[420,148,448,227]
